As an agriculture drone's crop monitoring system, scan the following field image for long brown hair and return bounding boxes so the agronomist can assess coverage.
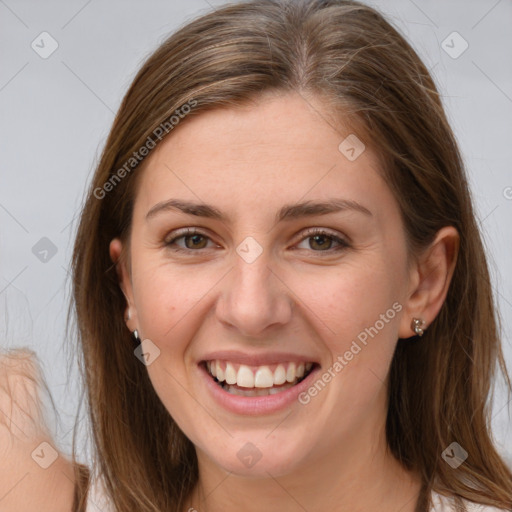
[70,1,512,510]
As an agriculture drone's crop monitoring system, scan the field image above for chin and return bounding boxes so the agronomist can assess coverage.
[201,433,311,478]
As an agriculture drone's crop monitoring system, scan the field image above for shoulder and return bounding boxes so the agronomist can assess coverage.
[0,349,75,512]
[430,491,511,512]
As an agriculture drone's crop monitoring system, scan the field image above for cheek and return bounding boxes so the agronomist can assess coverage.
[290,258,405,366]
[129,261,216,428]
[131,259,217,343]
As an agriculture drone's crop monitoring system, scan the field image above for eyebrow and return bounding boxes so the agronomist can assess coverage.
[146,198,372,223]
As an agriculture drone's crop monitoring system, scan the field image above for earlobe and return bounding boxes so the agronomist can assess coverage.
[399,226,459,339]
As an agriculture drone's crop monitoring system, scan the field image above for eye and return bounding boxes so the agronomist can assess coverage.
[165,228,217,252]
[164,227,350,255]
[295,228,350,253]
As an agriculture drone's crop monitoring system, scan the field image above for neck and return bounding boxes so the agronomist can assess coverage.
[183,419,423,512]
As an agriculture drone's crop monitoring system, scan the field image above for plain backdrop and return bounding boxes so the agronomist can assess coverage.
[0,0,511,469]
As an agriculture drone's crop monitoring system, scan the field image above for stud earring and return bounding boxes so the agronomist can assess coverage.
[132,329,140,342]
[411,318,426,337]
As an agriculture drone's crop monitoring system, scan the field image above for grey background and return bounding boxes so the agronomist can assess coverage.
[0,0,511,468]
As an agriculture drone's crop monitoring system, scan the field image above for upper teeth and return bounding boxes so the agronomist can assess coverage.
[206,360,313,388]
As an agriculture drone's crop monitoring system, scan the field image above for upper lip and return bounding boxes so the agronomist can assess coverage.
[199,350,320,367]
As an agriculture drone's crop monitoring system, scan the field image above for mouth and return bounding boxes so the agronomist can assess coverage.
[200,359,319,397]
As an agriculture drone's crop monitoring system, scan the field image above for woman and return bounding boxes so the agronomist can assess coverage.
[9,0,511,511]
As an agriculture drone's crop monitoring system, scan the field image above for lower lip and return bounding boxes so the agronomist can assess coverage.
[198,363,320,415]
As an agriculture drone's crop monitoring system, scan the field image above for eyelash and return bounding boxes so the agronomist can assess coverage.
[164,227,350,255]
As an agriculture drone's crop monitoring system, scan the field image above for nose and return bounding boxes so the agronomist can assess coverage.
[215,250,294,338]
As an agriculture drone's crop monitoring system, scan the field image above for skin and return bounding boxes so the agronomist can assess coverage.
[0,351,75,512]
[111,90,459,512]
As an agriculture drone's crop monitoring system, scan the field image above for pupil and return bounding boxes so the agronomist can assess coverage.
[186,235,205,249]
[311,235,330,250]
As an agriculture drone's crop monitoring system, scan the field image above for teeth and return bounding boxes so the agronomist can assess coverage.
[254,367,274,388]
[286,362,296,383]
[224,381,296,396]
[273,364,286,385]
[206,360,315,389]
[237,365,254,387]
[216,361,224,382]
[225,362,237,385]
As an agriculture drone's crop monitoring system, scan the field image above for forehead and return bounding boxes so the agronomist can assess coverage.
[133,92,394,222]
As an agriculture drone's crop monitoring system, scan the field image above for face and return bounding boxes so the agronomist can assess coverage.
[111,91,417,478]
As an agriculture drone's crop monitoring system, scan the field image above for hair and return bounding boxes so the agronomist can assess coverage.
[0,348,54,441]
[69,1,512,511]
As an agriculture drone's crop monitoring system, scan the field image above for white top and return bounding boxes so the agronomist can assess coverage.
[85,477,509,512]
[429,492,509,511]
[86,476,114,512]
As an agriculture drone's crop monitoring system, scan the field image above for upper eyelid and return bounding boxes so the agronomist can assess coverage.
[300,227,348,240]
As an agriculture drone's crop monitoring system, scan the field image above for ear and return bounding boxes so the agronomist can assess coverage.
[109,238,138,333]
[398,226,459,339]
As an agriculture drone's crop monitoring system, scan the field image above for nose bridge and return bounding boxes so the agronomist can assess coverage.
[234,249,273,301]
[216,240,292,336]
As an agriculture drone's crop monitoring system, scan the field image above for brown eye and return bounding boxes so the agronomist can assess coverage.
[308,234,334,251]
[296,229,350,253]
[183,234,208,249]
[165,229,215,252]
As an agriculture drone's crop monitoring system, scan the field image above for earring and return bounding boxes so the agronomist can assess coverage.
[132,329,140,342]
[411,318,426,337]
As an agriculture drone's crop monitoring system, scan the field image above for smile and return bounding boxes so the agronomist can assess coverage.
[203,360,316,397]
